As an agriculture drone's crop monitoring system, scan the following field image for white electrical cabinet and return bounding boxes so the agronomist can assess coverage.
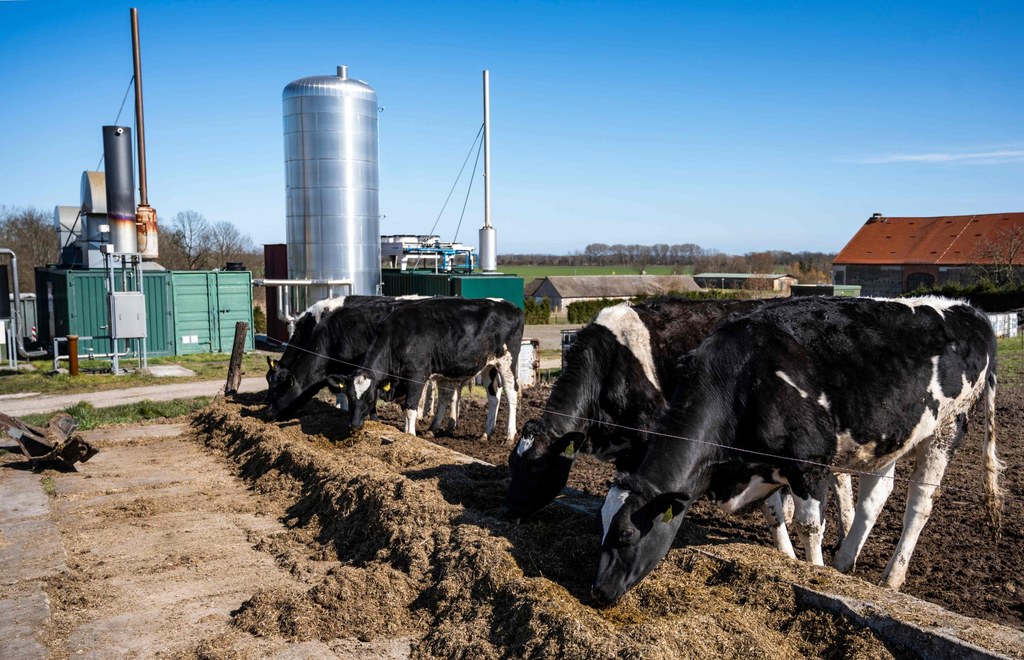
[110,292,148,339]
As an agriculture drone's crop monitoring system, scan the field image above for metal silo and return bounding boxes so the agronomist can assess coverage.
[283,65,381,303]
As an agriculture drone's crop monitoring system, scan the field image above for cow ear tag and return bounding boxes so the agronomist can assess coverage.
[383,383,391,392]
[661,506,674,523]
[562,441,575,458]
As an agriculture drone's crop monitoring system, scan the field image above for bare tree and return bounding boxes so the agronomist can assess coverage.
[167,210,212,270]
[0,206,58,286]
[972,226,1024,286]
[208,220,257,269]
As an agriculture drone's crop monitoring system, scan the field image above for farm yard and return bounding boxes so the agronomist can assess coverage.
[8,337,1022,658]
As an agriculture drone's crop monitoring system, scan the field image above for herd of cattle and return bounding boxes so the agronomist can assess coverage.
[262,293,1001,606]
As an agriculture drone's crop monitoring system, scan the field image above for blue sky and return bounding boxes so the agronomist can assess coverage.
[1,1,1021,255]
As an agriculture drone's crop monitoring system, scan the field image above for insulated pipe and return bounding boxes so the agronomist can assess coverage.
[0,248,47,359]
[483,70,491,229]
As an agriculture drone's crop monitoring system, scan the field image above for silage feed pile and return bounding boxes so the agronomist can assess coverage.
[192,398,893,659]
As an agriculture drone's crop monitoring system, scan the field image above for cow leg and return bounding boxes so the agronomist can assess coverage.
[833,460,896,574]
[791,486,828,565]
[428,381,452,436]
[483,367,501,441]
[760,490,796,559]
[444,384,461,434]
[403,380,426,437]
[882,420,962,590]
[496,354,518,444]
[831,472,855,548]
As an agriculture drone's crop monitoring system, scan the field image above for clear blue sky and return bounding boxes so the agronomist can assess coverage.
[1,0,1022,255]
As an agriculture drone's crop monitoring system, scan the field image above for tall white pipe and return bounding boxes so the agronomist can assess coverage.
[483,70,491,229]
[479,70,497,272]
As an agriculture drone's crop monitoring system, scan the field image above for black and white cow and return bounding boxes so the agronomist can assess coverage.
[265,296,447,423]
[264,295,364,405]
[592,296,1000,605]
[346,297,524,441]
[504,298,768,518]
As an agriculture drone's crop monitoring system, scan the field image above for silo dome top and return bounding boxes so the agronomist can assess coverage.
[283,66,376,100]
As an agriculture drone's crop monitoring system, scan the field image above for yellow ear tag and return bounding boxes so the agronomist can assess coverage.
[661,507,674,523]
[562,441,575,458]
[270,359,276,368]
[339,382,345,389]
[383,383,391,392]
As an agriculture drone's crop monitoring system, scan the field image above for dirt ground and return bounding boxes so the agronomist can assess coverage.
[383,381,1024,631]
[10,392,1023,658]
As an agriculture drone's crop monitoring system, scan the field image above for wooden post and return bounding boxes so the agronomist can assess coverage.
[67,335,79,377]
[224,321,248,396]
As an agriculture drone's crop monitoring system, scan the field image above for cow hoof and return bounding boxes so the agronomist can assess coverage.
[421,430,435,439]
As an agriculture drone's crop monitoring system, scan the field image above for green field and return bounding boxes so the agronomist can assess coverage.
[499,264,687,280]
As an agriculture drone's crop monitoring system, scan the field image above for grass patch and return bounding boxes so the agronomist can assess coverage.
[40,476,56,497]
[0,352,267,397]
[998,336,1024,387]
[21,397,212,430]
[503,265,683,280]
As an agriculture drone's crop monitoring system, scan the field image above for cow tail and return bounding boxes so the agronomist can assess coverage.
[982,368,1003,538]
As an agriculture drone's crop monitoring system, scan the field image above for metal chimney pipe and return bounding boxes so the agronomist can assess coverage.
[130,7,159,258]
[131,8,148,206]
[103,126,138,254]
[478,69,497,272]
[337,65,348,79]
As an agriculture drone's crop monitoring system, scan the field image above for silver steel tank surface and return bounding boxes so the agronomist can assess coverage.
[283,65,381,302]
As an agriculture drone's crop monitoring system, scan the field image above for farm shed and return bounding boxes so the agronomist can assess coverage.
[832,212,1024,296]
[527,274,698,313]
[693,272,798,292]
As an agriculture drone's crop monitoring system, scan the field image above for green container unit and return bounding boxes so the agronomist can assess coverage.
[381,271,452,297]
[169,271,254,354]
[35,269,174,357]
[451,275,524,309]
[35,268,253,357]
[790,284,862,297]
[381,271,525,309]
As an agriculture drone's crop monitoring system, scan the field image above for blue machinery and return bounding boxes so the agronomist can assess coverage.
[380,235,477,273]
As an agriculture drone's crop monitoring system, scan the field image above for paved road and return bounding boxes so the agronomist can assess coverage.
[0,377,266,417]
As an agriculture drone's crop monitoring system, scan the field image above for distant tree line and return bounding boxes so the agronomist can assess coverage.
[0,206,58,287]
[500,243,836,284]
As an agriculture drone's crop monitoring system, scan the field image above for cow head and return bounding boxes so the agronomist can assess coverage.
[591,479,690,606]
[265,355,325,422]
[346,371,378,431]
[504,419,583,520]
[264,356,286,403]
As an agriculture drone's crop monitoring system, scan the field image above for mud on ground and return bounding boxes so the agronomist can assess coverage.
[391,382,1024,631]
[189,396,909,659]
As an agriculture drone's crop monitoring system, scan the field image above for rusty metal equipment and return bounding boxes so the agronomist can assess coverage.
[0,411,98,466]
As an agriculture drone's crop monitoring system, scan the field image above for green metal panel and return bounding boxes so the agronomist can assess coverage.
[143,272,174,355]
[170,270,254,355]
[834,285,862,297]
[213,271,254,353]
[68,271,115,355]
[171,272,217,354]
[790,284,862,298]
[381,271,452,297]
[452,275,525,309]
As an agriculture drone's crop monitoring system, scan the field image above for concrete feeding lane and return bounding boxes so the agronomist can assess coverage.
[2,377,265,416]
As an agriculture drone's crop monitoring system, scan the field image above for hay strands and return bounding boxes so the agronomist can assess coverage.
[0,411,98,467]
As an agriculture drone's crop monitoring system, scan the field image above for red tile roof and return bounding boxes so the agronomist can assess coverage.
[833,213,1024,265]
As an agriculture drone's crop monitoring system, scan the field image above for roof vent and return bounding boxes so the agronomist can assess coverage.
[868,212,885,224]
